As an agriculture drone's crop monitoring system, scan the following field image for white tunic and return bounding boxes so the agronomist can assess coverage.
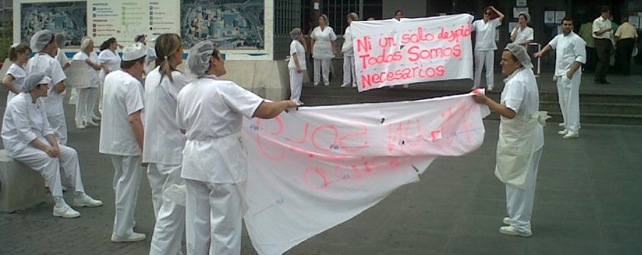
[55,48,69,67]
[341,26,355,57]
[176,76,263,184]
[472,18,501,50]
[26,54,67,117]
[1,93,55,157]
[511,26,534,44]
[72,51,101,89]
[98,49,121,80]
[310,26,337,60]
[548,32,587,76]
[5,63,27,103]
[142,67,191,165]
[288,40,306,70]
[99,70,144,156]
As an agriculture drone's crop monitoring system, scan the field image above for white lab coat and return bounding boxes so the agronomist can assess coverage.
[288,40,306,103]
[99,69,144,237]
[143,67,189,255]
[310,26,337,85]
[511,26,534,45]
[27,53,68,144]
[72,51,101,125]
[98,49,121,114]
[495,67,544,234]
[342,26,357,86]
[1,93,85,198]
[5,63,27,104]
[548,32,586,133]
[176,75,263,255]
[472,18,501,89]
[144,45,157,75]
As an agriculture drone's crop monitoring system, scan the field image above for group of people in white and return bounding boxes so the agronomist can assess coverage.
[2,30,297,254]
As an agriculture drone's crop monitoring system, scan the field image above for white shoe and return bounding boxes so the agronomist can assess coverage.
[53,205,80,218]
[73,193,103,207]
[313,82,319,86]
[558,122,565,127]
[323,83,329,86]
[352,83,357,88]
[111,232,146,243]
[341,83,350,87]
[296,101,304,106]
[499,226,532,237]
[563,131,579,139]
[487,86,493,91]
[76,124,86,129]
[558,129,568,135]
[85,120,99,127]
[502,217,510,225]
[92,115,101,121]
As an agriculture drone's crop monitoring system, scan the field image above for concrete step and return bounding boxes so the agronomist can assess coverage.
[540,101,642,116]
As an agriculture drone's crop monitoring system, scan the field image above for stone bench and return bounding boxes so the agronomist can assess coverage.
[0,149,47,213]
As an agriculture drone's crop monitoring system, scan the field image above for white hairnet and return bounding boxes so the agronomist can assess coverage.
[80,37,93,52]
[22,73,51,92]
[187,41,215,76]
[505,43,532,69]
[30,30,55,52]
[122,42,147,61]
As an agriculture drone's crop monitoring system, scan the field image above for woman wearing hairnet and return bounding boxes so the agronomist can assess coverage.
[472,6,505,91]
[26,30,69,145]
[310,14,337,86]
[2,43,31,104]
[177,41,297,254]
[288,28,306,105]
[1,73,102,218]
[473,43,544,238]
[72,37,101,129]
[143,33,189,255]
[510,12,534,47]
[97,37,122,118]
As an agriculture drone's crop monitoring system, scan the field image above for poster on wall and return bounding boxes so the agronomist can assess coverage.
[180,0,265,50]
[87,0,180,45]
[20,1,87,47]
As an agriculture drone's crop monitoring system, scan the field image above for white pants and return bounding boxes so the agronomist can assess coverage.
[75,88,99,125]
[69,88,78,105]
[11,144,85,197]
[47,114,67,145]
[289,68,303,102]
[98,80,104,115]
[148,164,186,255]
[505,146,543,234]
[185,180,244,255]
[313,59,331,85]
[556,74,581,132]
[343,55,356,85]
[474,50,495,89]
[110,155,143,237]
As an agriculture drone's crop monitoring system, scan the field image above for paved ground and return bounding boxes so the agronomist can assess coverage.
[1,72,641,254]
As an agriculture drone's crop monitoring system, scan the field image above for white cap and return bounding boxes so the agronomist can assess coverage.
[122,42,147,61]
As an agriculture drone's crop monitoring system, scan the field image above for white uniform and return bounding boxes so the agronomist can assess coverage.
[143,67,190,255]
[72,51,100,126]
[511,26,534,45]
[176,75,263,255]
[472,18,501,89]
[99,70,144,238]
[310,26,337,85]
[5,63,27,104]
[548,32,586,133]
[497,67,544,235]
[288,40,306,103]
[144,45,157,75]
[1,93,85,198]
[341,25,357,86]
[98,49,122,114]
[27,53,68,144]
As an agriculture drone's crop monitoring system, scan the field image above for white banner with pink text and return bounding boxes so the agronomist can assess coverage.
[350,14,474,91]
[242,92,490,255]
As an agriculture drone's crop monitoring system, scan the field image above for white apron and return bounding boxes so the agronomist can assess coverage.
[495,113,543,189]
